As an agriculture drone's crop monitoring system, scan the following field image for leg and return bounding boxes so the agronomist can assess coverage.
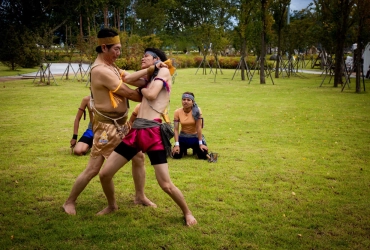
[63,155,105,215]
[97,151,130,215]
[179,142,189,157]
[153,163,197,226]
[131,151,157,207]
[73,142,90,156]
[172,151,183,159]
[195,146,208,160]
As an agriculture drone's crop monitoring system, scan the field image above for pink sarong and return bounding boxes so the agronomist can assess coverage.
[122,119,164,153]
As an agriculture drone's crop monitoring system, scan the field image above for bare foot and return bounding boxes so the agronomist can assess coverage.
[96,206,118,215]
[134,197,157,208]
[62,202,76,215]
[185,214,197,226]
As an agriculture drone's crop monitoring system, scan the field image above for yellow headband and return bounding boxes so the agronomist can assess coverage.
[97,35,120,46]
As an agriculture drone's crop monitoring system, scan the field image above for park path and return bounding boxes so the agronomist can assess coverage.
[0,63,90,82]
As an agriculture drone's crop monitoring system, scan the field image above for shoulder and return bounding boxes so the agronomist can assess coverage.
[79,96,90,107]
[91,64,107,79]
[174,108,182,114]
[198,107,203,116]
[133,103,141,113]
[157,67,171,80]
[82,96,90,102]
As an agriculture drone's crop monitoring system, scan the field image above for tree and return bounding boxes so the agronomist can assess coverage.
[353,0,370,93]
[232,0,259,80]
[260,0,269,84]
[0,0,81,68]
[313,0,355,87]
[270,0,290,78]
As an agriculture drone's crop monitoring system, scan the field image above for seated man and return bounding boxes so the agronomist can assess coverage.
[70,95,94,156]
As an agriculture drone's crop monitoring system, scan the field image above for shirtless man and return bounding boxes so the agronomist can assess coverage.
[97,48,197,226]
[63,28,156,215]
[70,96,93,156]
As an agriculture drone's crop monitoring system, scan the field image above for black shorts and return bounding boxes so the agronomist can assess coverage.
[114,142,167,165]
[78,136,93,148]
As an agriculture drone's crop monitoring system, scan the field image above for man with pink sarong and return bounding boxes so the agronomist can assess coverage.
[97,48,197,226]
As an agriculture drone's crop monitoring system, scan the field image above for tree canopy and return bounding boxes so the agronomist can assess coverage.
[1,0,368,89]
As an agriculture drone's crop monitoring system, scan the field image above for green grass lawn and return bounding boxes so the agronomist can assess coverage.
[0,69,369,249]
[0,63,39,77]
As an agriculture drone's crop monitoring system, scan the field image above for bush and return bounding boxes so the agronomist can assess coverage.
[116,57,141,70]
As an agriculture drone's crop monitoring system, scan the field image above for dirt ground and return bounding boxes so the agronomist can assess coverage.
[0,76,25,82]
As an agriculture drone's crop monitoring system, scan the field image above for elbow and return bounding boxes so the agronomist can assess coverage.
[144,94,156,101]
[132,93,143,102]
[124,75,133,83]
[130,95,142,102]
[143,91,157,101]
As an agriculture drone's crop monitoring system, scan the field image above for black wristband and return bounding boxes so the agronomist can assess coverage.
[137,87,143,95]
[72,134,78,140]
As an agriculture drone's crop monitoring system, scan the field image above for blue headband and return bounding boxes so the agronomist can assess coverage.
[182,94,194,101]
[145,51,158,59]
[182,94,200,120]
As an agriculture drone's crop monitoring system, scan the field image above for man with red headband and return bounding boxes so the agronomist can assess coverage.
[96,48,197,226]
[63,28,157,215]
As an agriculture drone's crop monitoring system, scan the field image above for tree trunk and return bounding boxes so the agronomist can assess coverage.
[117,9,121,31]
[241,39,247,80]
[104,6,108,28]
[113,7,117,29]
[333,0,351,87]
[355,38,363,93]
[87,16,90,36]
[79,14,83,37]
[334,40,345,87]
[123,6,126,31]
[355,0,366,93]
[260,0,266,84]
[275,28,281,78]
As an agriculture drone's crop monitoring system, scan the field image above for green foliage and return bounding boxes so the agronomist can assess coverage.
[0,70,369,249]
[0,27,41,69]
[115,57,141,70]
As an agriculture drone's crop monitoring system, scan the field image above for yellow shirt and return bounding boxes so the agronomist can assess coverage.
[174,107,203,134]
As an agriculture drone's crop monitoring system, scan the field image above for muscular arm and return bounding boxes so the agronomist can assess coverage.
[128,103,141,126]
[70,97,88,146]
[121,69,148,87]
[172,110,181,154]
[96,67,142,102]
[114,81,142,102]
[196,112,207,151]
[141,68,170,101]
[122,62,168,87]
[174,121,180,142]
[196,118,203,141]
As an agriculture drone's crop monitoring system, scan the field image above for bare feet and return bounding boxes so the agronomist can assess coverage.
[96,205,118,215]
[134,197,157,208]
[62,202,77,215]
[185,214,197,226]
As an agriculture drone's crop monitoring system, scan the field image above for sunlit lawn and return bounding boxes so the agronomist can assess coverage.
[0,69,369,249]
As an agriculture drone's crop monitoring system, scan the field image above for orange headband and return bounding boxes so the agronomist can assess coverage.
[97,35,120,46]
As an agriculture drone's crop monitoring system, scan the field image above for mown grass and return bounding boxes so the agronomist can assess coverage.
[0,69,369,249]
[0,63,39,77]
